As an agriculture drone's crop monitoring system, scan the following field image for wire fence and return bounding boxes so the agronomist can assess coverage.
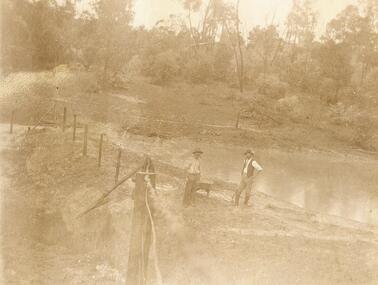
[7,101,163,285]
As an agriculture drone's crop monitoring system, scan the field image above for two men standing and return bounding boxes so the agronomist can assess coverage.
[235,149,263,206]
[182,147,263,208]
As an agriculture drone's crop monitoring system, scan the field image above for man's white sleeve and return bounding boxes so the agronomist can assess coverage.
[185,159,192,171]
[252,160,263,171]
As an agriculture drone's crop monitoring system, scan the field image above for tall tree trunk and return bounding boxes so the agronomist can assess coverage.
[236,0,244,93]
[102,37,111,85]
[188,7,198,50]
[201,0,213,42]
[224,21,240,89]
[360,61,368,86]
[302,49,311,90]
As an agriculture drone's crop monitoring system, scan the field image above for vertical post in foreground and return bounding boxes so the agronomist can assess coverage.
[10,110,15,134]
[62,107,67,132]
[83,124,88,156]
[73,115,77,142]
[115,147,122,183]
[126,171,153,285]
[98,134,104,167]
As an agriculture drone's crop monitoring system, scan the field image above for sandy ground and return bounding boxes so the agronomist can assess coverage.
[1,124,378,285]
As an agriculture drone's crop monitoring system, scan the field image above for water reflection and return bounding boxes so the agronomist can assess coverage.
[119,134,378,225]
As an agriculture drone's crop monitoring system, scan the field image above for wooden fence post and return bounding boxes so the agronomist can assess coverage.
[98,134,104,167]
[126,172,153,285]
[53,102,57,123]
[235,111,241,129]
[73,114,77,142]
[83,124,88,156]
[10,110,15,134]
[62,107,67,132]
[115,147,122,183]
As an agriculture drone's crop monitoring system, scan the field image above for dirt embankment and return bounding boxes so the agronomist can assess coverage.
[1,126,378,285]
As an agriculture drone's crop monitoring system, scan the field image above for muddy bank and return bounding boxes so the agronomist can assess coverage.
[98,125,378,226]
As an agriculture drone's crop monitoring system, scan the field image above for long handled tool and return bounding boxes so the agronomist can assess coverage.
[76,163,144,218]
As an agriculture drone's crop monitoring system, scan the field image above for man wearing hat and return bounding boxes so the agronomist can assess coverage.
[183,148,203,206]
[235,149,263,206]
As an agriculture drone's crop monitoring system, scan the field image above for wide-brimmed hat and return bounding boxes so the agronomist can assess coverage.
[193,148,203,154]
[244,149,254,155]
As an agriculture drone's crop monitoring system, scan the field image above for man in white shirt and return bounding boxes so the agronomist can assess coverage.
[235,149,263,206]
[183,148,203,206]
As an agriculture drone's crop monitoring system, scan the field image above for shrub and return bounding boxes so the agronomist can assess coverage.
[255,74,288,98]
[212,46,233,81]
[275,95,306,120]
[328,102,376,150]
[143,50,180,85]
[318,78,338,105]
[183,51,213,84]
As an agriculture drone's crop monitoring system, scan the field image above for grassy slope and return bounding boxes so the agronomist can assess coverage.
[1,71,375,155]
[59,77,376,156]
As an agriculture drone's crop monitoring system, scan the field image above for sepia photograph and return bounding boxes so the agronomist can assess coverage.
[1,0,378,284]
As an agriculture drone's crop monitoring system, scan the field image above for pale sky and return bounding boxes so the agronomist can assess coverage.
[132,0,357,35]
[77,0,358,35]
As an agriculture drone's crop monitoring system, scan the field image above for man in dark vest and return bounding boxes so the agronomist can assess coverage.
[235,149,263,206]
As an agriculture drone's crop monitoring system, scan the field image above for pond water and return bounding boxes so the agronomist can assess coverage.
[118,134,378,225]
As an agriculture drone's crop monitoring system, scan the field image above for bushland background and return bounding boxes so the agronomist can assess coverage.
[1,1,378,285]
[1,0,378,151]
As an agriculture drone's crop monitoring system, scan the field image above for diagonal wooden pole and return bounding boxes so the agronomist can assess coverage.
[76,163,145,218]
[115,147,122,183]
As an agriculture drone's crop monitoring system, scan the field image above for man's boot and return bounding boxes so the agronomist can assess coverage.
[235,193,240,206]
[244,195,250,206]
